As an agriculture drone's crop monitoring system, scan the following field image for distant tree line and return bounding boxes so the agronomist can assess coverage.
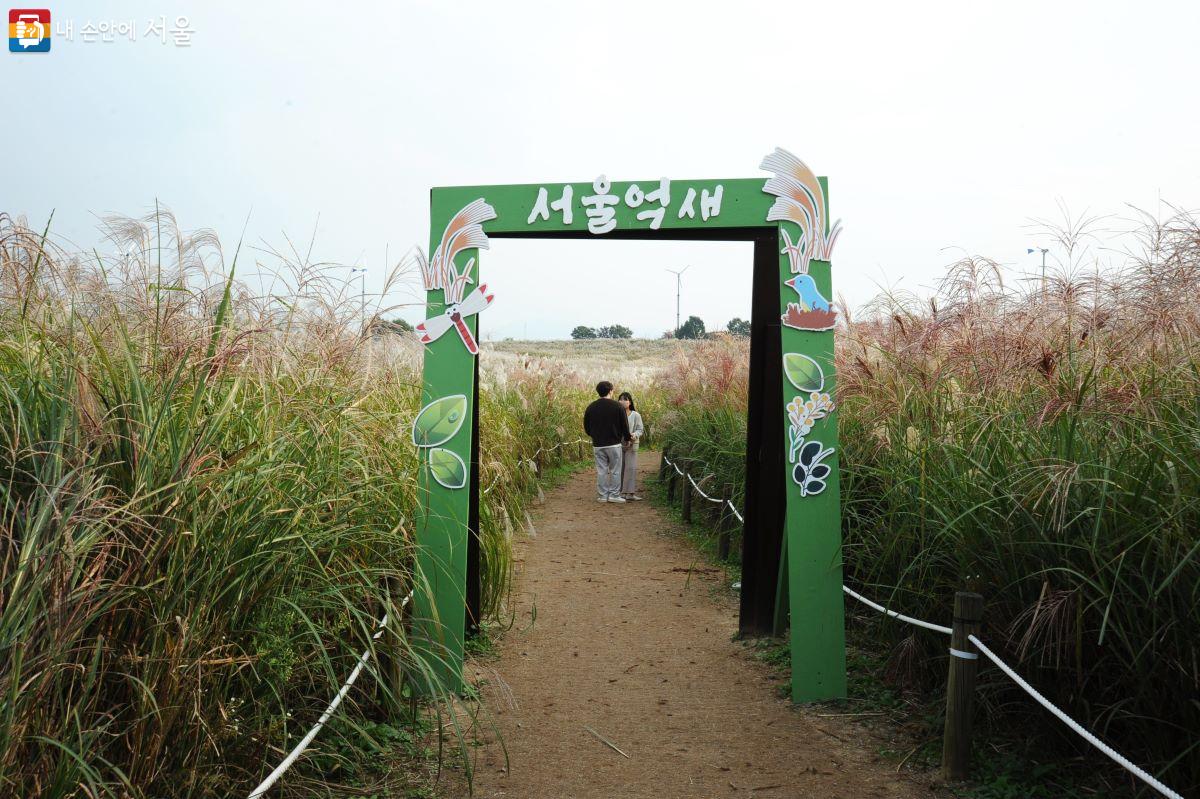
[673,315,706,339]
[571,324,633,340]
[664,316,750,340]
[370,317,414,336]
[369,315,751,341]
[373,315,752,342]
[726,317,750,337]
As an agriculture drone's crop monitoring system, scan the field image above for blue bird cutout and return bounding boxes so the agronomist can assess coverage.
[784,275,831,313]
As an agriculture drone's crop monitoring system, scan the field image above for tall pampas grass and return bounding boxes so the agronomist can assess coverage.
[0,207,585,798]
[657,206,1200,794]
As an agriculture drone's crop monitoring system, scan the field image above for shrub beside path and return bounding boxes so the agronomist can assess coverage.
[455,453,939,798]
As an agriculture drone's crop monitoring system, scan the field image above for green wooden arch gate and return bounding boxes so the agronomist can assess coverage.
[411,148,846,702]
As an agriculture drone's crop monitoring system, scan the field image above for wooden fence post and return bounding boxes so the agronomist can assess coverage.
[380,575,406,718]
[666,458,678,504]
[717,484,733,561]
[535,448,544,475]
[942,591,984,782]
[705,481,722,526]
[658,445,670,483]
[681,461,693,523]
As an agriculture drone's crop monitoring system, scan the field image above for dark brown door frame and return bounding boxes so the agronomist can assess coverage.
[465,227,783,638]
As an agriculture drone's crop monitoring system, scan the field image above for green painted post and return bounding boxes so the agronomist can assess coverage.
[412,191,485,693]
[772,533,790,638]
[777,176,846,701]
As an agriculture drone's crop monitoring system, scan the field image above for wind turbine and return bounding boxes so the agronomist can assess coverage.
[665,265,690,335]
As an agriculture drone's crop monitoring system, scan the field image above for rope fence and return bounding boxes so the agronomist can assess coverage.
[662,453,744,521]
[687,472,727,504]
[658,450,1186,799]
[482,438,591,495]
[247,592,412,799]
[841,585,953,635]
[249,444,1185,798]
[968,635,1183,799]
[250,435,592,796]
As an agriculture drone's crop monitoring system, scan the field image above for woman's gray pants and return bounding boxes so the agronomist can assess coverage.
[620,444,639,495]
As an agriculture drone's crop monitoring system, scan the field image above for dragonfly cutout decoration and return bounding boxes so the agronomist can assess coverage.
[414,198,498,355]
[416,283,494,354]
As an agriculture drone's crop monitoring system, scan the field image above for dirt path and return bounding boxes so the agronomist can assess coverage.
[458,452,935,798]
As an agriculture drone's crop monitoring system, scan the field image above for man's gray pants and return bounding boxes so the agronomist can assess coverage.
[593,445,623,500]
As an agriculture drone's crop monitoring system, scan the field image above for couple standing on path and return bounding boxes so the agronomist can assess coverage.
[583,381,645,504]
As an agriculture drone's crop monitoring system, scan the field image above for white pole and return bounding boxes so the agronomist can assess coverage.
[350,267,367,333]
[665,266,690,335]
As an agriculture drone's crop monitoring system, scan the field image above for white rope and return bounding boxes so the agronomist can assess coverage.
[686,472,725,504]
[661,457,945,638]
[842,585,953,635]
[482,438,590,495]
[662,454,745,521]
[968,635,1184,799]
[325,449,1184,799]
[250,435,585,793]
[531,437,590,460]
[597,443,1181,797]
[247,591,413,799]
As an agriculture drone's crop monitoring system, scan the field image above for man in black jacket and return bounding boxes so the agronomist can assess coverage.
[583,380,632,503]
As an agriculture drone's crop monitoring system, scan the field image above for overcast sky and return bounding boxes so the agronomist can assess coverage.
[5,1,1198,338]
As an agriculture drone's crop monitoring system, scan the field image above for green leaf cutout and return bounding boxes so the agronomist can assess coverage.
[428,447,467,490]
[412,394,468,448]
[783,353,825,393]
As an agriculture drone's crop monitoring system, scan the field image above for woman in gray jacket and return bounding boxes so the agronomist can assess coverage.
[617,392,645,500]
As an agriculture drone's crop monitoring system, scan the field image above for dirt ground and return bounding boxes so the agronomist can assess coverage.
[452,452,939,799]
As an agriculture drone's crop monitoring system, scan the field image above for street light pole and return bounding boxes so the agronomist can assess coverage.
[350,267,368,332]
[665,266,690,335]
[1026,248,1049,294]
